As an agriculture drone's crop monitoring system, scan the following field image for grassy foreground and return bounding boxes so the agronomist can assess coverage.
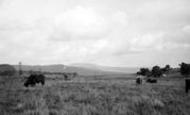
[0,75,190,115]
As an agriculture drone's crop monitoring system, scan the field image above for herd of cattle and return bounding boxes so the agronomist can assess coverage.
[23,72,78,87]
[23,72,190,94]
[24,72,158,87]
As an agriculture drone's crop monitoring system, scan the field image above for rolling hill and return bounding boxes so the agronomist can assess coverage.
[70,63,139,73]
[13,63,138,76]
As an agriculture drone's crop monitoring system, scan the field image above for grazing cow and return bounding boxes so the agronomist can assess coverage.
[136,75,143,85]
[146,78,157,83]
[63,73,69,80]
[71,72,78,78]
[185,78,190,93]
[24,74,45,87]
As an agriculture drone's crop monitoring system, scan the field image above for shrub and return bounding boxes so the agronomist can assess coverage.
[152,66,163,77]
[137,68,151,76]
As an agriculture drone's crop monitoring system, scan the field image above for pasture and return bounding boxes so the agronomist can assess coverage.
[0,73,190,115]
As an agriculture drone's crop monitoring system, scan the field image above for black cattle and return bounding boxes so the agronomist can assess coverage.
[136,77,142,85]
[63,73,69,80]
[62,72,78,81]
[24,74,45,87]
[185,78,190,93]
[146,78,157,83]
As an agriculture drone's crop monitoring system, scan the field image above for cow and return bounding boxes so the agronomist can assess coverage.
[185,78,190,93]
[24,74,45,87]
[136,75,143,85]
[63,73,69,80]
[146,78,157,83]
[62,72,78,80]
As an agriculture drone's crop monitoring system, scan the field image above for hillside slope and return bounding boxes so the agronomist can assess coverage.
[13,64,136,76]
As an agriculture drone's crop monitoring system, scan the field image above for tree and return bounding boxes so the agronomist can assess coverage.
[179,62,190,77]
[161,64,171,73]
[0,64,16,76]
[165,65,170,70]
[137,68,151,76]
[152,65,162,77]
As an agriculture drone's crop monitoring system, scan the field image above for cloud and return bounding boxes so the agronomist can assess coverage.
[183,25,190,33]
[0,0,190,66]
[51,6,128,41]
[52,6,108,41]
[129,33,164,52]
[0,2,129,64]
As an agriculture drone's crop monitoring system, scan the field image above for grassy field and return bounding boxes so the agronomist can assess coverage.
[0,74,190,115]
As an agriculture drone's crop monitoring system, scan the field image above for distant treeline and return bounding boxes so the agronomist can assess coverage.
[0,63,189,78]
[137,62,190,78]
[0,64,78,77]
[20,70,78,76]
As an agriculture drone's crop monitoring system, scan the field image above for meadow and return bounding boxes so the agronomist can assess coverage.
[0,73,190,115]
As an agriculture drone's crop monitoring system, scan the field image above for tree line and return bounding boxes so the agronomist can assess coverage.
[137,62,190,78]
[0,62,189,78]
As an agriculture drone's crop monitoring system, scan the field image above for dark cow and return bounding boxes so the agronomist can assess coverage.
[136,75,143,85]
[24,74,45,87]
[146,78,157,83]
[63,73,69,80]
[63,72,78,80]
[136,77,142,85]
[185,78,190,93]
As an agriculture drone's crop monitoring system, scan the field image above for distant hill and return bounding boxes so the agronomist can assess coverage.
[13,64,138,76]
[70,63,139,73]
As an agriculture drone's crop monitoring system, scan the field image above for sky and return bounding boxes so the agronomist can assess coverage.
[0,0,190,67]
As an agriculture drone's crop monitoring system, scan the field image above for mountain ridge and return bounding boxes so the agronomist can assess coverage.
[13,63,138,75]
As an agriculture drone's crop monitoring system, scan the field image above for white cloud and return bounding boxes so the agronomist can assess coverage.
[53,6,109,40]
[183,25,190,33]
[0,0,190,66]
[129,33,164,51]
[51,6,128,41]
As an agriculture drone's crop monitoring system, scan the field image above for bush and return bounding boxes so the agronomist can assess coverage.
[137,68,151,76]
[152,66,163,77]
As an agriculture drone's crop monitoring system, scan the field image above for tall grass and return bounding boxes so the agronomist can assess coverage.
[0,75,189,115]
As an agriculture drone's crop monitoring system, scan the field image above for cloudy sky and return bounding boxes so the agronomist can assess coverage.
[0,0,190,67]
